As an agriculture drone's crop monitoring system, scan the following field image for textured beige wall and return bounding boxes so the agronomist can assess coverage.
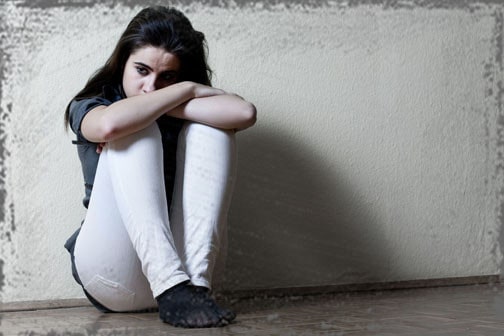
[1,0,503,303]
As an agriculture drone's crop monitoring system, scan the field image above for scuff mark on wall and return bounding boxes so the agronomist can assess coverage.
[9,203,15,238]
[0,0,9,299]
[14,0,504,10]
[16,0,331,9]
[493,8,504,279]
[0,8,8,227]
[0,259,4,293]
[346,0,504,10]
[488,7,504,283]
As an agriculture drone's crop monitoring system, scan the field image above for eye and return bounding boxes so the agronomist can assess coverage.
[161,71,178,83]
[135,66,148,75]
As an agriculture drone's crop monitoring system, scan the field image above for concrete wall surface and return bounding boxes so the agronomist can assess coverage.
[1,0,504,303]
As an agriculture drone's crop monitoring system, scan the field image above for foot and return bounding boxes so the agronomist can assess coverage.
[157,281,236,328]
[194,285,236,322]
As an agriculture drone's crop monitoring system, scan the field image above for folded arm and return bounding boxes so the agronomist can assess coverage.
[80,81,256,143]
[169,93,256,132]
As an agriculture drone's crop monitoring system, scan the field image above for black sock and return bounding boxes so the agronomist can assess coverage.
[156,281,235,328]
[193,285,236,322]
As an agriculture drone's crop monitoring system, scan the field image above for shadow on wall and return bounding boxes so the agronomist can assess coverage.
[223,126,393,291]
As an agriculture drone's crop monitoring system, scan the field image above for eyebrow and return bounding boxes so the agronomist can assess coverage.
[133,62,153,71]
[133,62,179,75]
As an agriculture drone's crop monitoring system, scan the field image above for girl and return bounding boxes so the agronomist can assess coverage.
[64,6,256,328]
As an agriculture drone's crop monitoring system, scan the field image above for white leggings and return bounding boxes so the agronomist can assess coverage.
[73,122,236,312]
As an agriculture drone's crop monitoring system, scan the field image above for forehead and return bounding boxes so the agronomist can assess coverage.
[129,45,180,70]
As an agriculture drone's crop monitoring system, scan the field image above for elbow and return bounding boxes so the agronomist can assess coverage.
[239,102,257,130]
[247,103,258,125]
[99,120,120,142]
[81,119,119,143]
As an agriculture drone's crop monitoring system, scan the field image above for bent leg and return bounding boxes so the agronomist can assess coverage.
[74,123,189,312]
[156,122,237,327]
[170,122,237,289]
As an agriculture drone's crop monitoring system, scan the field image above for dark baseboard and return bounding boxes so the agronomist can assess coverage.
[0,298,92,313]
[0,274,500,312]
[217,274,501,300]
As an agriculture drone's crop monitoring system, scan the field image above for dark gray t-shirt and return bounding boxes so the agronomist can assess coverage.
[69,85,183,209]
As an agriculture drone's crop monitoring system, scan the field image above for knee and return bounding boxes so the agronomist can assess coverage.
[107,122,162,151]
[182,122,236,145]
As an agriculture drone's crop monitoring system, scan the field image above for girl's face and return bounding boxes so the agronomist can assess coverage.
[122,45,180,97]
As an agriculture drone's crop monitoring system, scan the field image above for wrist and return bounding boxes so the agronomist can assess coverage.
[175,81,196,99]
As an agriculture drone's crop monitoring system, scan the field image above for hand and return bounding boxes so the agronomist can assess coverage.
[229,92,244,100]
[190,82,226,99]
[96,142,106,154]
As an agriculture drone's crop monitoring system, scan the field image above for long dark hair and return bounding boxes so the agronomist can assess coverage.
[64,6,212,126]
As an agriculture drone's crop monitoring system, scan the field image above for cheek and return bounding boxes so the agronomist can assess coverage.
[122,71,138,97]
[156,82,172,90]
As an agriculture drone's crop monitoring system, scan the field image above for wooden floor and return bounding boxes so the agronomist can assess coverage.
[2,284,504,335]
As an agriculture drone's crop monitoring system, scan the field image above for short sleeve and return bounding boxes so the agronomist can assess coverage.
[68,96,113,141]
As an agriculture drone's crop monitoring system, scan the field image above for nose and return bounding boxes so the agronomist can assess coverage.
[142,77,156,93]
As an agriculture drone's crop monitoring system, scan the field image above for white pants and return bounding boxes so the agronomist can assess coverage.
[74,122,236,312]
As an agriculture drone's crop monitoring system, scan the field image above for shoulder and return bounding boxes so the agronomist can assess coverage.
[69,85,124,135]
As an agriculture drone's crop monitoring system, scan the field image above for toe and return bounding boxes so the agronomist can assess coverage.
[220,308,236,321]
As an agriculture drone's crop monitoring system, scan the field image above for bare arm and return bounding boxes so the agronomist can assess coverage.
[81,81,256,143]
[169,93,257,131]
